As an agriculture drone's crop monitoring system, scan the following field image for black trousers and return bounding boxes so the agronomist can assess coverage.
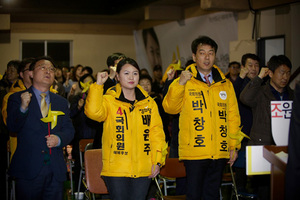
[103,176,151,200]
[15,164,64,200]
[184,159,227,200]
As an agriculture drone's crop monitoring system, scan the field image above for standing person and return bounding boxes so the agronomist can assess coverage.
[104,52,126,92]
[162,36,242,200]
[285,81,300,199]
[151,64,163,97]
[66,64,83,101]
[225,61,241,83]
[232,53,260,194]
[84,58,167,200]
[240,55,294,200]
[2,58,35,159]
[0,59,20,200]
[92,52,126,149]
[6,56,75,200]
[69,73,100,191]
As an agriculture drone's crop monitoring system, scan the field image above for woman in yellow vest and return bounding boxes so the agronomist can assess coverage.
[84,57,167,200]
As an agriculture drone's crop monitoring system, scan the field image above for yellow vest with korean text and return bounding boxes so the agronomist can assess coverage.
[85,83,167,177]
[163,64,241,160]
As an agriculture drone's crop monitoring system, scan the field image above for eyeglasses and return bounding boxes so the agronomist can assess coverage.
[36,65,56,73]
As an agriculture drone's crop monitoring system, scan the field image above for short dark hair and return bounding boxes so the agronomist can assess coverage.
[20,58,35,73]
[191,36,218,54]
[241,53,260,66]
[7,60,21,73]
[83,66,93,75]
[116,57,140,74]
[228,61,241,68]
[106,53,126,67]
[29,56,56,71]
[139,74,152,83]
[267,55,292,72]
[153,65,162,72]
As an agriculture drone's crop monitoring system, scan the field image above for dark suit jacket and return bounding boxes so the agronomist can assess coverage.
[7,86,74,181]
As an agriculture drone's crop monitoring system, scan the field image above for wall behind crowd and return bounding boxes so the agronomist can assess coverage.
[0,33,136,74]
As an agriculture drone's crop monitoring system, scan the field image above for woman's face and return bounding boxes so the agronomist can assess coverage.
[145,33,162,71]
[76,66,83,79]
[117,64,139,90]
[139,78,152,94]
[55,68,63,78]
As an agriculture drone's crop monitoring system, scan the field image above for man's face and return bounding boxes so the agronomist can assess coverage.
[269,64,291,92]
[229,63,240,76]
[153,69,162,80]
[62,67,69,78]
[30,60,55,88]
[245,58,260,79]
[20,63,32,87]
[192,44,216,75]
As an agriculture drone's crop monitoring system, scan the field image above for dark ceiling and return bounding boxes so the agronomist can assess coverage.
[0,0,200,24]
[0,0,297,26]
[0,0,158,15]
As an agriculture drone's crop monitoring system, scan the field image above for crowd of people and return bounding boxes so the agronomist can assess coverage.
[0,35,298,200]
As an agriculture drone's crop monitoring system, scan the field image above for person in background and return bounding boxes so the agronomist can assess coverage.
[0,60,21,200]
[6,56,74,200]
[240,55,294,200]
[53,66,66,98]
[67,64,84,102]
[62,66,70,81]
[232,53,260,194]
[2,58,35,160]
[85,58,167,200]
[152,64,163,96]
[139,74,170,199]
[92,53,126,150]
[104,52,126,93]
[82,66,93,76]
[163,36,242,200]
[140,68,150,76]
[69,73,100,192]
[285,81,300,199]
[0,60,21,93]
[142,28,162,73]
[225,61,240,83]
[139,74,170,143]
[55,66,65,84]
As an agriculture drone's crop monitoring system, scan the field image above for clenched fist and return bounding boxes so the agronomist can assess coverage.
[258,67,270,79]
[20,92,32,110]
[179,70,192,85]
[96,71,109,85]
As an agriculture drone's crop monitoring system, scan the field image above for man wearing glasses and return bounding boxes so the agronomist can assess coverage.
[7,56,74,200]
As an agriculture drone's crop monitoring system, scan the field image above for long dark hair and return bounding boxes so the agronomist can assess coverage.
[116,58,140,74]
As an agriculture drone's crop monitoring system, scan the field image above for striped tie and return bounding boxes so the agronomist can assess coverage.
[204,74,211,86]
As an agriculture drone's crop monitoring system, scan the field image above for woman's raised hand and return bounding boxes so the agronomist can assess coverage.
[96,71,109,85]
